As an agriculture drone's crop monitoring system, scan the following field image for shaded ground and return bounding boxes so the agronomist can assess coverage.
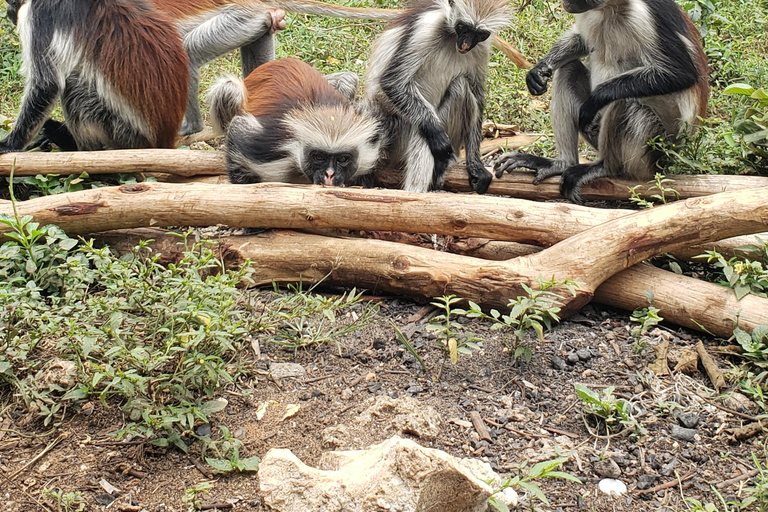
[1,296,764,512]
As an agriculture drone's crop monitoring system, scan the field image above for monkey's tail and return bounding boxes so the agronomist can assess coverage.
[207,75,248,135]
[277,0,402,21]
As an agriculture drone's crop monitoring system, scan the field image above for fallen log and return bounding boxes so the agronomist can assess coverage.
[90,229,768,338]
[2,149,767,201]
[8,182,764,314]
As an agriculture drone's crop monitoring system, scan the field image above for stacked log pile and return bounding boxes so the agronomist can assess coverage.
[1,149,767,338]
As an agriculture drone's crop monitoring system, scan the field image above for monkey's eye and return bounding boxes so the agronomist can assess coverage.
[337,155,350,165]
[311,152,325,163]
[476,30,491,42]
[455,22,468,33]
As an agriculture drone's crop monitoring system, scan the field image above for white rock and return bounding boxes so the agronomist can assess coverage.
[598,478,627,496]
[259,436,493,512]
[357,395,442,439]
[269,362,306,379]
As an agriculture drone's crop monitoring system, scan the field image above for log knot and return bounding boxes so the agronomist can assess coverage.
[393,256,410,270]
[119,183,151,194]
[51,202,104,216]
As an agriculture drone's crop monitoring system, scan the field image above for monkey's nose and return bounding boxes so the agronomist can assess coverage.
[459,42,471,53]
[324,168,335,186]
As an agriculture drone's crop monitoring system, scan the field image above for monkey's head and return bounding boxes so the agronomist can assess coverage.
[561,0,604,13]
[444,0,511,53]
[5,0,25,25]
[284,104,383,187]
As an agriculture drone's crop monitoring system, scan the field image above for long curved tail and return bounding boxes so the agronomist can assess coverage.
[277,0,403,20]
[207,75,248,134]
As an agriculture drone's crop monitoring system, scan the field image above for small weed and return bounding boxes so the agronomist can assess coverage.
[427,295,482,366]
[182,481,214,512]
[41,488,86,512]
[466,277,577,364]
[575,384,644,436]
[630,290,663,352]
[202,425,260,473]
[696,248,768,300]
[628,173,680,208]
[489,457,582,511]
[742,450,768,512]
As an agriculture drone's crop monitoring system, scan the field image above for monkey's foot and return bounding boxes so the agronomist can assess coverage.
[559,162,609,204]
[270,9,287,34]
[493,152,562,184]
[466,160,492,194]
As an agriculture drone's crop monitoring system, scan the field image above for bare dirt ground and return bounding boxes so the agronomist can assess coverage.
[1,293,765,512]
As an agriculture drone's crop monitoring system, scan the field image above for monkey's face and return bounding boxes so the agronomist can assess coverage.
[454,22,491,54]
[561,0,604,13]
[5,0,24,25]
[305,149,358,187]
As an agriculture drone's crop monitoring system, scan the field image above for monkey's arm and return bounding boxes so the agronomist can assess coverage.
[0,33,61,154]
[463,76,491,194]
[578,61,699,130]
[526,29,589,96]
[380,56,453,179]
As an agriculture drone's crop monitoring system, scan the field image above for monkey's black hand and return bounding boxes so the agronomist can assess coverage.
[525,63,553,96]
[578,99,600,133]
[420,123,454,187]
[466,158,492,194]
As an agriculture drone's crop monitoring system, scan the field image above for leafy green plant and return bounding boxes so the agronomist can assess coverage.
[724,83,768,168]
[202,425,260,473]
[466,277,577,363]
[733,326,768,369]
[628,173,680,208]
[696,248,768,299]
[426,295,482,365]
[742,450,768,512]
[630,290,663,352]
[41,489,86,512]
[182,481,214,512]
[489,457,582,511]
[575,384,643,436]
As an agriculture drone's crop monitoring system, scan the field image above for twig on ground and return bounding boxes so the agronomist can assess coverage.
[636,471,696,494]
[470,412,493,443]
[9,433,66,481]
[715,469,760,489]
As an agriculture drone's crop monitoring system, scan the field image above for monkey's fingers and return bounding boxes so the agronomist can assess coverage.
[493,151,529,177]
[525,72,549,96]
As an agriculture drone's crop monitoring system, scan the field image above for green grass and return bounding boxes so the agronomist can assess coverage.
[2,0,766,172]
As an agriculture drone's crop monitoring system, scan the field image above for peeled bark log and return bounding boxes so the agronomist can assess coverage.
[21,182,764,314]
[3,149,767,201]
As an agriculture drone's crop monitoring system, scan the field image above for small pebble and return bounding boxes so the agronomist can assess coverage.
[671,424,696,442]
[576,348,592,361]
[594,458,622,479]
[566,353,580,365]
[660,458,679,477]
[195,423,211,437]
[368,383,382,392]
[551,355,566,371]
[677,412,700,429]
[636,474,657,490]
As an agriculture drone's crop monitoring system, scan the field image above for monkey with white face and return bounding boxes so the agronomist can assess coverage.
[208,58,383,187]
[363,0,511,194]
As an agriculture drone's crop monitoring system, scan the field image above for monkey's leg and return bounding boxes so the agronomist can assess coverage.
[181,7,283,135]
[495,60,592,183]
[559,101,662,202]
[26,119,79,151]
[240,34,274,78]
[402,127,437,193]
[0,76,60,154]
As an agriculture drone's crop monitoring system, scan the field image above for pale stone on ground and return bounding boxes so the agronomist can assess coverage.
[259,436,495,512]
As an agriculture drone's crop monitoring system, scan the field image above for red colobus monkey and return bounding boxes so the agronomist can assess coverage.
[494,0,709,203]
[0,0,188,153]
[207,59,383,186]
[151,0,403,136]
[363,0,511,194]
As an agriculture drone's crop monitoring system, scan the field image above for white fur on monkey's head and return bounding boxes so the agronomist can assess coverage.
[440,0,512,34]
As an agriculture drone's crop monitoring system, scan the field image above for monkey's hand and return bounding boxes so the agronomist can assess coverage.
[578,99,601,133]
[467,158,492,194]
[526,63,553,96]
[420,124,454,184]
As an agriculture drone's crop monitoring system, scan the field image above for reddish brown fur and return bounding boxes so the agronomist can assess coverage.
[87,0,189,148]
[683,12,709,120]
[241,58,345,117]
[150,0,255,19]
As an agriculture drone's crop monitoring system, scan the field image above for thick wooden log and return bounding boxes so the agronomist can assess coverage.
[0,182,628,245]
[5,182,766,314]
[3,149,767,201]
[0,150,225,177]
[91,229,768,338]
